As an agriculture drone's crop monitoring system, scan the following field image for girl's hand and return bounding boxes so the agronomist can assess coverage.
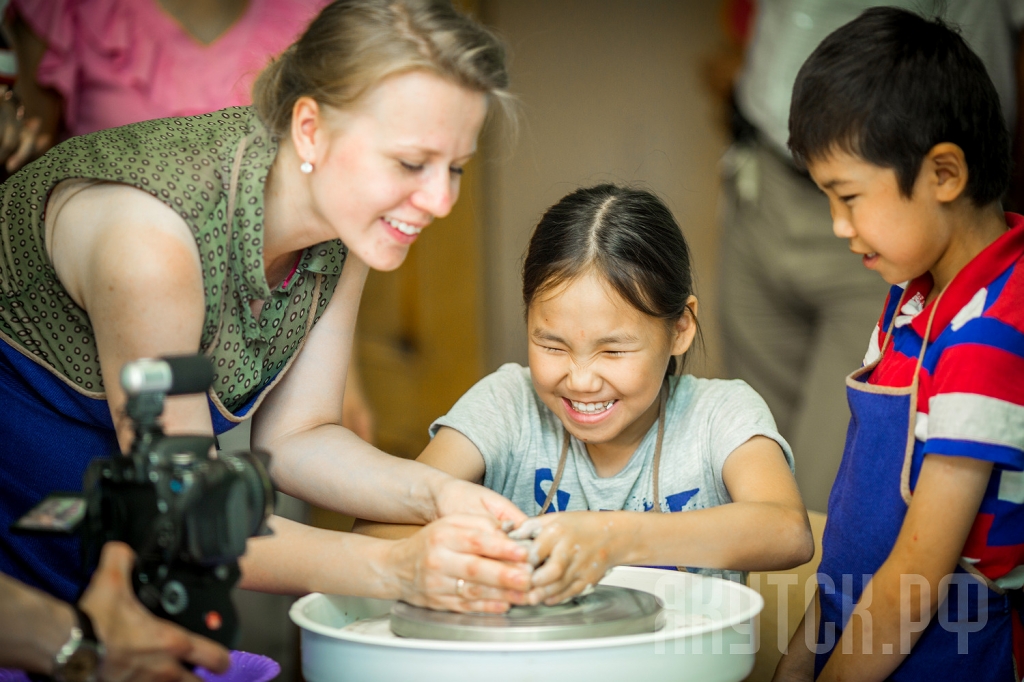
[514,512,628,605]
[432,477,528,527]
[385,515,532,613]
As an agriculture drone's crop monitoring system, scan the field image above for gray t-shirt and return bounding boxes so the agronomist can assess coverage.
[429,364,794,583]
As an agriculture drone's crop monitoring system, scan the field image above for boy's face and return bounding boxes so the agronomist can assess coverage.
[807,150,952,285]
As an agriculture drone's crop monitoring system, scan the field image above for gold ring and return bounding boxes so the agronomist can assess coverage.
[455,578,466,597]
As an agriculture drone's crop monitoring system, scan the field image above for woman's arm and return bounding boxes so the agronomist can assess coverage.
[352,426,488,539]
[240,515,530,613]
[48,182,213,451]
[815,454,992,682]
[524,436,814,604]
[250,257,525,528]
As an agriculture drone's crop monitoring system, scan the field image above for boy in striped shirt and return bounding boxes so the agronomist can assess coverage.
[773,7,1024,682]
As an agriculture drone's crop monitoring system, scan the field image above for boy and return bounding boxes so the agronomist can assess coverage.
[774,7,1024,682]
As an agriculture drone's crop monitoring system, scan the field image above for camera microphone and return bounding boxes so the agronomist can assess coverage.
[121,355,215,396]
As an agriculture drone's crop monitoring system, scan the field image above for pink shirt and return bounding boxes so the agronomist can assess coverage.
[13,0,328,136]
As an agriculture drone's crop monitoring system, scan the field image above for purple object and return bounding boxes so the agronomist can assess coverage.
[196,651,281,682]
[1,651,278,682]
[0,670,29,682]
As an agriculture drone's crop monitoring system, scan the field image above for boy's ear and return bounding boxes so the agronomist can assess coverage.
[925,142,969,204]
[670,296,700,356]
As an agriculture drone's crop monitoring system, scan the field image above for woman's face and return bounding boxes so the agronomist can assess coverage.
[527,270,696,455]
[303,70,488,271]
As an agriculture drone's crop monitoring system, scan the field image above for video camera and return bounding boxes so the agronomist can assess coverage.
[14,355,275,647]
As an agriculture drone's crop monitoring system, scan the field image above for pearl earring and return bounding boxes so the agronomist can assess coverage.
[300,160,313,174]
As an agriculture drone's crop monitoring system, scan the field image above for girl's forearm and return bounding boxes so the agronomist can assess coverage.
[616,502,813,571]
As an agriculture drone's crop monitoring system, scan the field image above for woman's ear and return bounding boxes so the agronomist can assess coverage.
[925,142,969,204]
[670,295,699,356]
[290,96,323,167]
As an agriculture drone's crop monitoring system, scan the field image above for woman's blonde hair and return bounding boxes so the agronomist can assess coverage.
[253,0,511,136]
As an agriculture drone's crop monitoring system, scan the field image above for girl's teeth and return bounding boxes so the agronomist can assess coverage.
[570,400,615,414]
[385,217,422,235]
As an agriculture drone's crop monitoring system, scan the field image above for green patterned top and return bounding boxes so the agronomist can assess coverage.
[0,106,345,418]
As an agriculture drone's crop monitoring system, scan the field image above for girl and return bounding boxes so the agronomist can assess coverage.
[363,184,814,605]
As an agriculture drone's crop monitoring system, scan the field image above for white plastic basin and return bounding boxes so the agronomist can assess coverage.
[290,566,763,682]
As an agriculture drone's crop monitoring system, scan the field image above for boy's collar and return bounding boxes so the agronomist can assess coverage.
[908,212,1024,341]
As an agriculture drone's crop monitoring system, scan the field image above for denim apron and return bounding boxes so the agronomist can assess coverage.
[815,288,1023,681]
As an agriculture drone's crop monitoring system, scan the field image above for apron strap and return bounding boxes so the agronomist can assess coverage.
[539,430,571,515]
[650,379,669,512]
[899,287,947,504]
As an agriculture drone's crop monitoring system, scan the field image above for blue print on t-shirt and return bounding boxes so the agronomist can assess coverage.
[645,488,700,512]
[666,488,700,512]
[534,468,570,513]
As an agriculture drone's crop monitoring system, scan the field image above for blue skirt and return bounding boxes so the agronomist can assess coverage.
[0,340,262,602]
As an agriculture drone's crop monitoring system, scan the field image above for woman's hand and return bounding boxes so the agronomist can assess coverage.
[385,515,533,613]
[513,512,629,606]
[432,477,528,527]
[79,542,231,682]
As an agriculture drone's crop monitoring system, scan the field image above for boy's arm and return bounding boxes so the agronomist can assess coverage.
[524,436,815,604]
[352,427,489,539]
[772,595,818,682]
[816,454,992,682]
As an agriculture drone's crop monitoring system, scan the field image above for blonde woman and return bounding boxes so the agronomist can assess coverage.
[0,2,528,679]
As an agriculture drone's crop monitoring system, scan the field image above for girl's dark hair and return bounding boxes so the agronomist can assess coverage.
[522,184,700,375]
[788,6,1010,206]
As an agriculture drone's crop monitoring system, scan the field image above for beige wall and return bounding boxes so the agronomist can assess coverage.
[480,0,730,377]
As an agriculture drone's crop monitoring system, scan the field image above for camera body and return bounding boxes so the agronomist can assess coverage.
[79,356,274,646]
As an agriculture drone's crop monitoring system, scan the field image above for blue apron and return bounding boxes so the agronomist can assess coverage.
[815,289,1022,681]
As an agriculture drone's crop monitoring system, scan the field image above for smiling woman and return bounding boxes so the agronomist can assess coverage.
[0,1,536,678]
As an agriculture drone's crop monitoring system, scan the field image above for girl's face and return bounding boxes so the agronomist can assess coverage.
[300,70,487,271]
[527,270,697,455]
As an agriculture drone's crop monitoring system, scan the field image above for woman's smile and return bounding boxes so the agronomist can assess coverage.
[381,216,426,245]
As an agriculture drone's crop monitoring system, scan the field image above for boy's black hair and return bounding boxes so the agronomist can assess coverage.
[522,184,702,375]
[788,6,1010,206]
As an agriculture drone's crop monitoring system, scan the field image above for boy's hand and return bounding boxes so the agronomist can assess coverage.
[386,514,532,613]
[512,512,626,605]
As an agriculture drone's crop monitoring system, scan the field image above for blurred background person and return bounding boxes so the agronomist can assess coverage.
[716,0,1024,513]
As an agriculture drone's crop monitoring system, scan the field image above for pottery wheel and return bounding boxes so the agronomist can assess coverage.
[389,585,664,642]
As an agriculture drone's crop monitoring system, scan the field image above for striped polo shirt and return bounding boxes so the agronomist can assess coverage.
[864,212,1024,590]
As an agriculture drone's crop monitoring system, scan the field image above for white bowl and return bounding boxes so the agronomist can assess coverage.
[290,566,763,682]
